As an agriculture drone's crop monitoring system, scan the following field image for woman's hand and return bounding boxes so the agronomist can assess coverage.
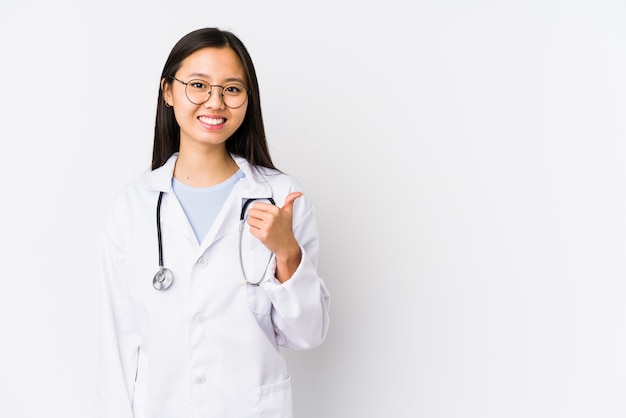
[246,192,303,282]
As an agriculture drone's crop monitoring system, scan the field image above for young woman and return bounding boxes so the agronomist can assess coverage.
[96,28,330,418]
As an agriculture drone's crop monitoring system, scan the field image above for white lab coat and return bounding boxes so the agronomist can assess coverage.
[96,153,330,418]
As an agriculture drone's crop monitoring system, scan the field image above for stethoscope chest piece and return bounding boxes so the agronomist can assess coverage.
[153,267,173,290]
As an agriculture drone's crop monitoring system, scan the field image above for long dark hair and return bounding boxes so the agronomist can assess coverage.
[151,28,276,171]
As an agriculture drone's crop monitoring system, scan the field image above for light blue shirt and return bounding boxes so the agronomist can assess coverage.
[172,170,244,244]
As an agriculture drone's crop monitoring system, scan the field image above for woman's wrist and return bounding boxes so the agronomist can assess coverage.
[274,244,302,282]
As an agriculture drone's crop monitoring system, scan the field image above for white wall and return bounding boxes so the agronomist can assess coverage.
[1,0,625,417]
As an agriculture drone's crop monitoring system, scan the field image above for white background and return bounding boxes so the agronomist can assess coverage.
[1,0,625,417]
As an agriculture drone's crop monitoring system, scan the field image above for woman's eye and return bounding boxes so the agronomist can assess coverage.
[190,81,208,89]
[224,85,244,95]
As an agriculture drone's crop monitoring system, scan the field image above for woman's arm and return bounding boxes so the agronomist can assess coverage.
[260,195,331,350]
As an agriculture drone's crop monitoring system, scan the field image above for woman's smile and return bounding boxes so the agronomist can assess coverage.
[198,115,227,129]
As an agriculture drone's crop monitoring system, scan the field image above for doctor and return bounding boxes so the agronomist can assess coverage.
[96,28,330,418]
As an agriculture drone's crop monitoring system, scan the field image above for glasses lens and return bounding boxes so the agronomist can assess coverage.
[185,80,248,108]
[221,84,248,109]
[185,80,210,105]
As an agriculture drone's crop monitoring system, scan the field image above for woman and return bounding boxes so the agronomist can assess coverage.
[96,27,330,418]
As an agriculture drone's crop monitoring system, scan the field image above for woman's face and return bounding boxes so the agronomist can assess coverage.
[163,47,248,152]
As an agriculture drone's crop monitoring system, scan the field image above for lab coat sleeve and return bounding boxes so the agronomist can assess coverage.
[95,208,140,418]
[261,198,330,350]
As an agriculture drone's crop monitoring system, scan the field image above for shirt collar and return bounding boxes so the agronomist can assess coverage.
[142,152,274,198]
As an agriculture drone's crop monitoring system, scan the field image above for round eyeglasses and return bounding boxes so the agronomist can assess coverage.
[170,76,249,109]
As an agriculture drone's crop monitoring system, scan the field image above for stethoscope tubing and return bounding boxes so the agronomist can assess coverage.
[239,197,275,221]
[153,191,174,290]
[153,192,275,290]
[238,197,275,286]
[156,191,165,268]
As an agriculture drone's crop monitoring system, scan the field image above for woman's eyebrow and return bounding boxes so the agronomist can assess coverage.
[188,72,210,79]
[187,72,246,84]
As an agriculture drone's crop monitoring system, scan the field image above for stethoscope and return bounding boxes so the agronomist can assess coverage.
[153,191,275,290]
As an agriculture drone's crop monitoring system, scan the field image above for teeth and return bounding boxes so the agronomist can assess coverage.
[199,116,225,125]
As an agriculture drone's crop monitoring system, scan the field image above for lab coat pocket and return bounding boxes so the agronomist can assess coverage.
[247,283,278,349]
[258,376,293,418]
[247,281,273,315]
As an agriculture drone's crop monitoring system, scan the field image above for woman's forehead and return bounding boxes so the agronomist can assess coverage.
[178,47,245,80]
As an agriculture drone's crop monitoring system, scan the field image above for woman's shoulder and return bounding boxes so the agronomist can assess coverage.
[251,167,317,219]
[255,166,306,191]
[104,174,157,217]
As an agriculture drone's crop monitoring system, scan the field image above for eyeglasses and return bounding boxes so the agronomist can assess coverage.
[170,76,249,109]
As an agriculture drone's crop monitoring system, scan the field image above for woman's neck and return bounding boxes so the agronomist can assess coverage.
[173,146,238,187]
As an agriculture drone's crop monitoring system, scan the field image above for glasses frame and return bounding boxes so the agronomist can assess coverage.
[169,76,250,109]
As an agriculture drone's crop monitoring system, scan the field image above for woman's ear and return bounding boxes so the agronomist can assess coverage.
[161,78,173,107]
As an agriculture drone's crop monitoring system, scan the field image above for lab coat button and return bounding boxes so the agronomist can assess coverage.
[193,375,206,385]
[197,257,206,265]
[193,314,206,323]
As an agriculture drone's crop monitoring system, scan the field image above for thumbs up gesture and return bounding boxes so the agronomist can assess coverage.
[246,192,303,282]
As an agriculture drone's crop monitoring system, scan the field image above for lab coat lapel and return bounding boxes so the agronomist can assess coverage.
[197,155,273,253]
[197,185,240,252]
[161,191,197,244]
[142,153,197,245]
